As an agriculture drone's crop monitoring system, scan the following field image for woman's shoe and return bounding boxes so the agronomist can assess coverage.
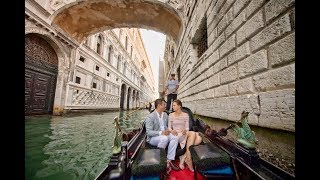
[179,155,186,170]
[185,156,194,172]
[168,160,180,171]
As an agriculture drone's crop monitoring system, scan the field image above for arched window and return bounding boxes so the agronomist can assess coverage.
[108,45,113,63]
[125,36,128,50]
[97,35,102,55]
[130,45,133,58]
[123,62,126,75]
[171,47,175,58]
[117,55,121,70]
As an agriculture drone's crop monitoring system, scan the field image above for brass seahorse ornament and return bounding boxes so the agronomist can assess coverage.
[232,111,258,149]
[112,116,122,154]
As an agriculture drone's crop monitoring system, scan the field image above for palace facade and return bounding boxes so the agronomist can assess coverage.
[25,1,157,115]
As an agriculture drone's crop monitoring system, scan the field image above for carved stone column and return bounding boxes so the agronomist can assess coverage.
[53,47,73,115]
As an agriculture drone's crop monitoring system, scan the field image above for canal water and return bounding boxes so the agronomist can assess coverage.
[26,109,295,180]
[25,109,150,180]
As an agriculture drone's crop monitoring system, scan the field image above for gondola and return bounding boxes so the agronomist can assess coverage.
[95,107,295,180]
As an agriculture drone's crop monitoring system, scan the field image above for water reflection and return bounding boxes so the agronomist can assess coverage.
[25,109,149,180]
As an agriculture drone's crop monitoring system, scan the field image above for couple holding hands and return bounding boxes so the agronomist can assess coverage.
[145,98,202,173]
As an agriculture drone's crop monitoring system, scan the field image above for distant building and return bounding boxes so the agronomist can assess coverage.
[158,59,165,98]
[25,2,156,115]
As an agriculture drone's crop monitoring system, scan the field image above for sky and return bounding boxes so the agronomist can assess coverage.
[140,29,166,92]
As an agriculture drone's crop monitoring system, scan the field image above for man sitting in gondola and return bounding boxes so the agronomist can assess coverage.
[145,98,180,172]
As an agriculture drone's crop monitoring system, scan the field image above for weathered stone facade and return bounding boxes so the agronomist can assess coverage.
[25,0,157,115]
[163,0,295,132]
[25,0,295,131]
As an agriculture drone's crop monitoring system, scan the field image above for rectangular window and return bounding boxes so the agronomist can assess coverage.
[92,82,97,89]
[79,56,85,62]
[107,72,110,77]
[96,65,100,71]
[75,76,81,84]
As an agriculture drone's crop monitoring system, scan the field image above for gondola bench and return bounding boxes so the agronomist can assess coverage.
[189,143,234,180]
[130,147,167,180]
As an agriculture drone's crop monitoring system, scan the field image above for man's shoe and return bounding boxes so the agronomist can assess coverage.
[168,161,180,171]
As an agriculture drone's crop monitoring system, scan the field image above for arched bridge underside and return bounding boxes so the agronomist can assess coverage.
[52,0,183,43]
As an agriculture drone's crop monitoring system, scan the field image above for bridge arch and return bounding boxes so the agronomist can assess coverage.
[51,0,183,43]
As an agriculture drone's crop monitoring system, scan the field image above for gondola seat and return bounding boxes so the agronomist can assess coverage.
[130,148,167,180]
[189,143,234,179]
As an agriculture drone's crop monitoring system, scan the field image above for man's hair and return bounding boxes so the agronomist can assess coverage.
[154,98,166,108]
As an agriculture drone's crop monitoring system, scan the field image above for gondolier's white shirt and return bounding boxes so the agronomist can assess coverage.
[156,111,165,135]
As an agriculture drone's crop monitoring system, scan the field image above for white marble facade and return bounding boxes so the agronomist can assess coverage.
[25,0,158,115]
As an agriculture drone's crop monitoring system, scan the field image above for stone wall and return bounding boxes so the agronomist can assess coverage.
[170,0,295,132]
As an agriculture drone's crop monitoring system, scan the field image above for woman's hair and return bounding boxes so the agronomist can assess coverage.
[173,99,182,107]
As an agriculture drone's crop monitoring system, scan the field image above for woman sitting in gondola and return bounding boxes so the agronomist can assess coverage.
[168,99,202,172]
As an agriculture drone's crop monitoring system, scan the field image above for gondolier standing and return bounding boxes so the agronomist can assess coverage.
[164,73,179,111]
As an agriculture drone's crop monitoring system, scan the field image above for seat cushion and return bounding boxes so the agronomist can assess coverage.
[189,143,230,171]
[131,148,166,176]
[130,175,160,180]
[200,166,233,175]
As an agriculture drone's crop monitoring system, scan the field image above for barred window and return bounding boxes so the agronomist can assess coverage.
[191,16,208,58]
[197,29,208,58]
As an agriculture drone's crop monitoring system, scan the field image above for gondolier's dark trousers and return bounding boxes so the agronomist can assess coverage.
[166,93,177,111]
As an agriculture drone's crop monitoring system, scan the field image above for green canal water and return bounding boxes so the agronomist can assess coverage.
[25,110,295,179]
[25,110,150,180]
